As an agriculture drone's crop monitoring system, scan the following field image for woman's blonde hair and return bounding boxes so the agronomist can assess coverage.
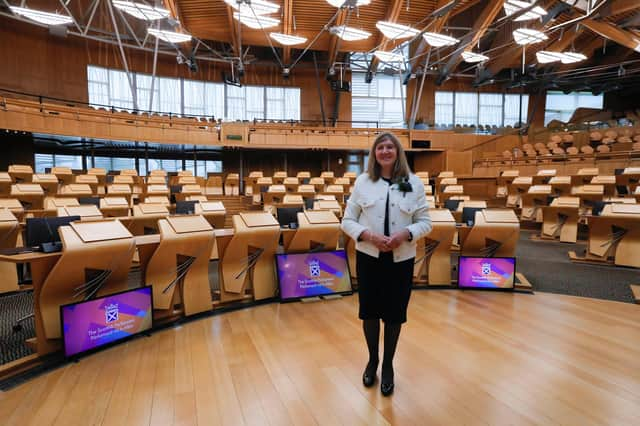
[367,132,412,181]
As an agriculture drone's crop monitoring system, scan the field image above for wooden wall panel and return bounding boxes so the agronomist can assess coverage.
[446,151,473,176]
[412,151,446,175]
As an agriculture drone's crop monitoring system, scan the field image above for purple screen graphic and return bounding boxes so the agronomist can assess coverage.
[276,250,352,300]
[61,287,153,357]
[458,257,515,289]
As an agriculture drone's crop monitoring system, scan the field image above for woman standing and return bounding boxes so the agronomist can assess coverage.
[341,132,432,396]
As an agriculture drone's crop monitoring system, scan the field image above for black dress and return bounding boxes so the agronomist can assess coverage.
[356,178,414,324]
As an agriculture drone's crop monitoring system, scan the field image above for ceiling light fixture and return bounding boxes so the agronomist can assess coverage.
[224,0,280,15]
[147,28,192,43]
[422,32,459,47]
[373,51,404,62]
[330,25,371,41]
[9,6,73,25]
[536,50,587,64]
[233,12,280,29]
[513,28,548,45]
[461,51,489,63]
[375,21,419,40]
[503,0,547,22]
[112,1,170,20]
[269,33,308,45]
[326,0,371,8]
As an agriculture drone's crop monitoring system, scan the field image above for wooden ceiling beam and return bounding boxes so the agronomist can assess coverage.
[408,0,455,74]
[582,18,640,53]
[282,0,293,66]
[607,0,640,17]
[435,0,504,85]
[226,6,241,59]
[164,0,185,26]
[326,9,348,71]
[367,0,406,74]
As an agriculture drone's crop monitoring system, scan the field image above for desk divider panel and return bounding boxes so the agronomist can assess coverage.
[414,209,456,285]
[0,209,20,293]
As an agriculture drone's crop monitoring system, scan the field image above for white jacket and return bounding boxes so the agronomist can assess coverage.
[341,173,432,262]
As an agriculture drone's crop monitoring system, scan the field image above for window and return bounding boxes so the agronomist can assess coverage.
[185,160,222,177]
[504,94,529,127]
[435,91,530,127]
[34,154,83,173]
[87,65,300,120]
[352,72,406,128]
[544,91,603,125]
[94,157,136,172]
[454,92,479,126]
[478,93,503,127]
[434,91,453,126]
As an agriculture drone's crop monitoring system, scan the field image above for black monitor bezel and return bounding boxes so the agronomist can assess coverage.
[457,256,516,292]
[59,286,154,359]
[276,206,303,228]
[25,215,81,248]
[274,249,353,302]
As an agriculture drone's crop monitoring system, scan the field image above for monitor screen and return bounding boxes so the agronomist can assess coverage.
[461,207,483,226]
[60,286,153,358]
[276,207,303,228]
[25,215,81,248]
[176,200,197,215]
[457,256,516,290]
[275,250,352,301]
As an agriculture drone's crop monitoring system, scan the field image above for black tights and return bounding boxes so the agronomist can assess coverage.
[363,319,402,382]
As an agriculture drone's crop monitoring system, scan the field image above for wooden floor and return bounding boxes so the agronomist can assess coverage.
[1,290,639,426]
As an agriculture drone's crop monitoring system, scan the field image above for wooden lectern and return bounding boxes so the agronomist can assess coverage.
[617,167,640,196]
[39,220,135,339]
[175,184,202,202]
[149,169,168,177]
[283,177,300,193]
[549,176,572,197]
[332,177,351,193]
[283,210,340,253]
[323,184,345,204]
[99,197,131,217]
[532,169,557,185]
[309,177,326,193]
[439,184,464,205]
[205,176,224,196]
[590,175,616,197]
[280,194,304,208]
[521,185,552,221]
[252,177,273,204]
[572,168,599,186]
[11,183,45,209]
[313,199,342,217]
[51,167,74,185]
[507,176,533,207]
[32,174,59,195]
[57,205,104,221]
[113,174,135,185]
[0,199,25,222]
[195,201,226,229]
[145,215,215,317]
[541,197,580,243]
[460,209,520,257]
[217,212,280,303]
[273,171,287,185]
[127,203,170,235]
[142,184,170,202]
[107,184,133,206]
[414,209,456,286]
[572,184,604,212]
[263,184,287,205]
[59,183,93,199]
[295,184,316,198]
[320,171,335,180]
[44,197,79,217]
[343,171,357,183]
[576,204,640,268]
[244,171,263,196]
[224,173,240,196]
[8,164,33,183]
[146,175,167,185]
[0,209,20,293]
[0,172,13,196]
[74,174,100,195]
[87,168,107,194]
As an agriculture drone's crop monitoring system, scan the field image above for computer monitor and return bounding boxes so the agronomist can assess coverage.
[176,201,197,215]
[303,197,315,210]
[457,256,516,291]
[25,215,81,252]
[444,199,461,211]
[78,197,101,207]
[60,286,153,358]
[275,250,352,301]
[462,207,484,226]
[277,207,303,228]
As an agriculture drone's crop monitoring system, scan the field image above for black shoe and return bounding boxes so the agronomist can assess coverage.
[362,371,376,387]
[381,366,394,396]
[380,381,394,396]
[362,362,378,388]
